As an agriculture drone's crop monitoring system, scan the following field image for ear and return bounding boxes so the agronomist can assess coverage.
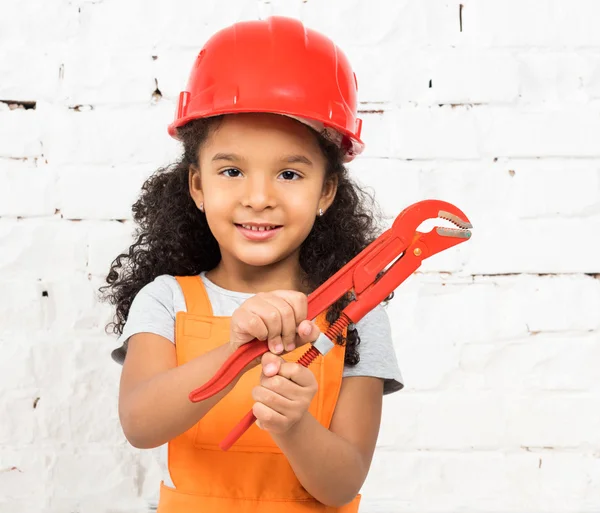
[188,164,204,208]
[319,174,338,213]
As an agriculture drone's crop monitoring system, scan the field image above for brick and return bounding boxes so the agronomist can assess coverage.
[50,276,115,332]
[345,46,399,104]
[390,105,481,159]
[0,276,113,334]
[0,449,48,511]
[57,165,150,220]
[380,390,600,452]
[462,0,558,48]
[585,53,600,100]
[74,0,159,51]
[466,217,600,273]
[386,274,599,353]
[45,449,142,512]
[59,48,156,106]
[394,341,466,391]
[347,158,421,219]
[519,274,600,332]
[518,52,592,104]
[32,335,124,446]
[151,49,199,102]
[347,47,519,109]
[0,0,78,48]
[0,160,57,217]
[361,451,532,511]
[362,451,600,512]
[459,332,600,392]
[507,163,599,218]
[355,110,395,159]
[0,219,87,280]
[303,0,461,50]
[0,280,48,332]
[379,392,507,449]
[507,394,600,448]
[480,105,600,158]
[429,49,519,104]
[0,336,38,446]
[553,0,600,48]
[86,221,137,277]
[0,107,42,159]
[471,274,600,333]
[155,0,272,50]
[0,48,61,103]
[386,275,529,346]
[414,159,600,220]
[41,103,181,167]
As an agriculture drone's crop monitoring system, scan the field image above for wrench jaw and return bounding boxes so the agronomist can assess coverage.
[391,200,472,242]
[417,209,472,257]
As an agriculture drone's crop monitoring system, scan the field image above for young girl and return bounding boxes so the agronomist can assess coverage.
[102,16,403,513]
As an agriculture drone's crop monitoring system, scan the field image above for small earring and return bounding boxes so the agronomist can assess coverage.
[319,208,324,217]
[199,202,204,212]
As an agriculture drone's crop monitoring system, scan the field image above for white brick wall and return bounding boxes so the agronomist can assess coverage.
[1,0,599,511]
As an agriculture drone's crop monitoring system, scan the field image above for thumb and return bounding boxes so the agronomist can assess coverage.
[261,352,283,377]
[296,319,321,346]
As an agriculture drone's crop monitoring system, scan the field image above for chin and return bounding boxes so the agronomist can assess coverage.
[235,243,302,269]
[233,250,282,268]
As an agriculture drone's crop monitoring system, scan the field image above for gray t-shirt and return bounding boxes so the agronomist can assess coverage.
[112,272,403,394]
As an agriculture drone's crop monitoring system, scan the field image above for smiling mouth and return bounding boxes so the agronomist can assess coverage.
[235,224,282,232]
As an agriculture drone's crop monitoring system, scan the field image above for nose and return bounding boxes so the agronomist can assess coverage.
[241,173,276,211]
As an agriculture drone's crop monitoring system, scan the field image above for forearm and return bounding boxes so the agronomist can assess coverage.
[120,342,248,449]
[271,412,367,507]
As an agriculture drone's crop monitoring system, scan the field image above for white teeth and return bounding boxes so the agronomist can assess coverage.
[241,224,276,231]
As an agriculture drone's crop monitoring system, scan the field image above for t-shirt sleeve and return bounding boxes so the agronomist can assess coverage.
[110,275,181,365]
[342,304,404,395]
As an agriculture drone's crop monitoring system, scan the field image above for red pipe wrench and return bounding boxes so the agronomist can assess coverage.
[189,199,473,450]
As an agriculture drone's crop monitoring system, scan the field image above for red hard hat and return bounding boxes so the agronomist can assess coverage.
[168,16,364,162]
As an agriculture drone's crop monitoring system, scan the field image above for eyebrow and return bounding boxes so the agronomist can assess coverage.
[211,153,242,162]
[282,154,313,166]
[211,152,313,166]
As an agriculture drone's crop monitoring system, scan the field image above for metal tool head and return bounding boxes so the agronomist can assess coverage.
[392,199,472,242]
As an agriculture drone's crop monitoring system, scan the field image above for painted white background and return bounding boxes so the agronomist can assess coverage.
[1,0,599,511]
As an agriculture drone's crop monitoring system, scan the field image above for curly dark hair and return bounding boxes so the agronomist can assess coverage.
[100,115,390,366]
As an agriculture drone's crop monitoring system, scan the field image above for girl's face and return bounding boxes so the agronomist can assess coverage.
[190,113,337,272]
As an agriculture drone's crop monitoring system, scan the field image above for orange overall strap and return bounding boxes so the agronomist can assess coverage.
[174,275,213,316]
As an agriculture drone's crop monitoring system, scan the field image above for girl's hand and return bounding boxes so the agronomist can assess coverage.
[251,320,321,434]
[229,290,312,354]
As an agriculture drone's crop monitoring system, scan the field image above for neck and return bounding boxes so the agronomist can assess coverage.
[206,254,309,295]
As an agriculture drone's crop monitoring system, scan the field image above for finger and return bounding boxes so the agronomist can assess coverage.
[262,295,298,353]
[259,372,303,401]
[252,400,287,430]
[261,352,283,377]
[246,296,283,354]
[231,308,269,345]
[252,384,295,416]
[277,361,317,388]
[270,290,308,326]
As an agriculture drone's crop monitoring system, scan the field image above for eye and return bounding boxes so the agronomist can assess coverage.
[280,170,301,180]
[220,168,242,178]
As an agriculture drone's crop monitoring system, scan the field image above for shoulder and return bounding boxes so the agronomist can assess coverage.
[110,275,186,364]
[138,274,180,299]
[133,275,186,313]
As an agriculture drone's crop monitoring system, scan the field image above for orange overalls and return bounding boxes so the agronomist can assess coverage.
[156,276,361,512]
